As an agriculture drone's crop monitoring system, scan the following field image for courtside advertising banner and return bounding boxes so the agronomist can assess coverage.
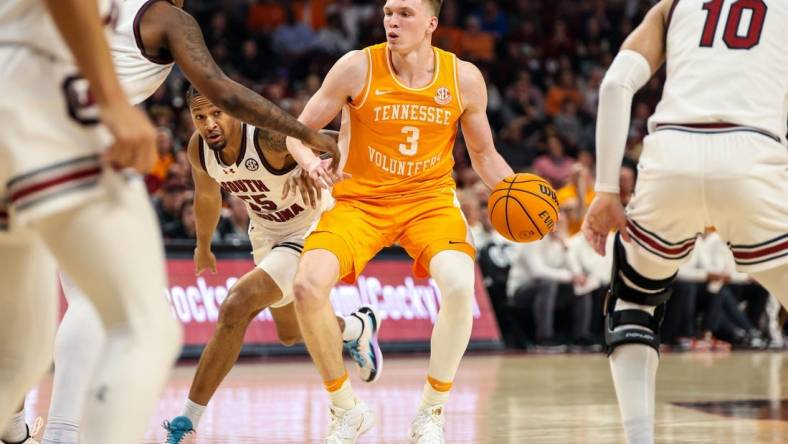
[164,257,501,346]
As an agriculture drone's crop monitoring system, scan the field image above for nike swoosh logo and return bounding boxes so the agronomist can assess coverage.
[375,89,395,96]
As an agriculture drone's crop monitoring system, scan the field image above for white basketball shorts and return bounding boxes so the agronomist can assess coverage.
[626,127,788,273]
[0,46,113,232]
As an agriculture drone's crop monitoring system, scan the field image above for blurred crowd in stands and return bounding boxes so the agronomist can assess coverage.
[138,0,787,351]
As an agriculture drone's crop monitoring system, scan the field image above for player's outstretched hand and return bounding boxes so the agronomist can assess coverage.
[305,158,351,189]
[581,192,631,256]
[194,246,217,276]
[308,132,342,172]
[101,103,157,172]
[282,167,322,209]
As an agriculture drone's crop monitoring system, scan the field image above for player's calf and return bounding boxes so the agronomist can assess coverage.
[606,233,679,444]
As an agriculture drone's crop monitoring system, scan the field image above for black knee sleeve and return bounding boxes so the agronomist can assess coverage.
[604,233,677,355]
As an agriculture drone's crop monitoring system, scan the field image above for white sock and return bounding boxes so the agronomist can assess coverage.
[327,377,356,410]
[41,416,80,444]
[419,382,450,410]
[341,315,363,342]
[180,399,206,430]
[610,301,658,444]
[2,410,27,443]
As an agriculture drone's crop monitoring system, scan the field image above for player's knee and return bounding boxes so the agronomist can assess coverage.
[605,234,676,355]
[430,251,475,303]
[293,273,332,311]
[218,290,257,330]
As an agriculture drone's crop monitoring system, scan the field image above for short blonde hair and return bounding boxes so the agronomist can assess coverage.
[425,0,443,16]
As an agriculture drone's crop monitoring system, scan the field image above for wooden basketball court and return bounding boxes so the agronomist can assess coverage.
[24,351,788,443]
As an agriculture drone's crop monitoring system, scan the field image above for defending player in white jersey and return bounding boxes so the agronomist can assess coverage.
[0,1,181,444]
[158,87,382,444]
[582,1,788,443]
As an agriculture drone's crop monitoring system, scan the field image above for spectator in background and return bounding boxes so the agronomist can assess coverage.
[533,135,574,188]
[272,8,316,60]
[505,71,545,121]
[556,151,595,235]
[155,181,189,238]
[498,116,539,170]
[545,70,583,117]
[146,127,176,192]
[167,198,198,240]
[313,11,354,55]
[507,19,542,63]
[566,225,613,349]
[581,67,604,118]
[325,0,376,47]
[543,20,575,60]
[221,195,251,243]
[247,0,286,33]
[237,39,265,80]
[507,212,591,351]
[459,15,495,63]
[477,0,508,40]
[458,190,491,250]
[553,99,584,150]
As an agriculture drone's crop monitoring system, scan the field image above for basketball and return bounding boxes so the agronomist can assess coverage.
[487,173,560,243]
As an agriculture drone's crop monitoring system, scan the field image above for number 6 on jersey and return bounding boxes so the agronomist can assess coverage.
[399,126,420,156]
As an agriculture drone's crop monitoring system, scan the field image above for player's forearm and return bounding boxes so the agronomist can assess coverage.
[286,136,321,170]
[595,50,652,193]
[44,0,126,108]
[212,81,324,148]
[194,196,222,248]
[470,150,514,189]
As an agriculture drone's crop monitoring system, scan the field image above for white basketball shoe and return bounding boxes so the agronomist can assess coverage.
[408,405,446,444]
[326,400,375,444]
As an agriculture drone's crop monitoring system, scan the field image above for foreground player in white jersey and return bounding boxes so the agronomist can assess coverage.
[3,0,344,443]
[583,1,788,442]
[0,1,182,444]
[159,87,382,444]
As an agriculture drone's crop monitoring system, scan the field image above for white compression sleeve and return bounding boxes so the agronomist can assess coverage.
[595,50,653,194]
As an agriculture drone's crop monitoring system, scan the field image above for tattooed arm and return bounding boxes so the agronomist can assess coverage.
[256,129,339,153]
[138,3,339,159]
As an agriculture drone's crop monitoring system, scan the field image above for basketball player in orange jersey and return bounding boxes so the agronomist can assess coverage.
[285,0,515,442]
[583,0,788,443]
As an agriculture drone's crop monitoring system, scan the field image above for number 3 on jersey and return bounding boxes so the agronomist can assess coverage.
[399,126,420,156]
[700,0,767,50]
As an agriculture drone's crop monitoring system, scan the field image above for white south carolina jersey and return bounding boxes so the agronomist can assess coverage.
[0,0,117,63]
[649,0,788,141]
[199,124,322,237]
[112,0,175,105]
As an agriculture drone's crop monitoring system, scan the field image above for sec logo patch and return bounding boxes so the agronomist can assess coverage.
[434,87,452,106]
[245,158,259,171]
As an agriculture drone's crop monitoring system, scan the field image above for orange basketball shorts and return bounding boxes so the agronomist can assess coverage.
[304,188,476,284]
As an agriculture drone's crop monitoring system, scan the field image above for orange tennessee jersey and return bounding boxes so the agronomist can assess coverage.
[333,43,464,200]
